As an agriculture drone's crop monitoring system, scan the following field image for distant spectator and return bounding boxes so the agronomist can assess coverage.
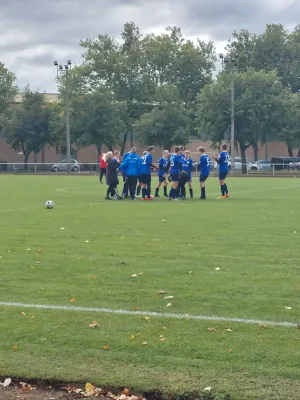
[99,152,107,184]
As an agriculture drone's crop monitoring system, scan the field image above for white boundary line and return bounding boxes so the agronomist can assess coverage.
[0,301,296,328]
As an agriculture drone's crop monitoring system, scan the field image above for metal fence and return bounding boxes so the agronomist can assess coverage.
[0,162,300,176]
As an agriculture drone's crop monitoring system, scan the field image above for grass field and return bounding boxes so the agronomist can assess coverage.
[0,175,300,400]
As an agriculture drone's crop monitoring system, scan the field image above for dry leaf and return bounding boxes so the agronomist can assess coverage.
[259,324,266,329]
[208,328,216,332]
[144,317,151,322]
[13,346,18,350]
[38,249,44,253]
[88,321,100,328]
[142,342,148,345]
[118,395,127,400]
[204,387,212,392]
[85,240,89,243]
[131,306,140,311]
[166,303,172,307]
[285,307,292,310]
[215,267,221,271]
[161,219,166,222]
[70,298,76,303]
[225,329,233,332]
[130,335,135,341]
[85,383,95,394]
[103,345,110,350]
[91,276,97,279]
[2,378,11,387]
[158,290,166,294]
[21,312,26,316]
[229,349,232,353]
[164,296,174,299]
[122,388,130,396]
[131,274,137,278]
[60,227,65,230]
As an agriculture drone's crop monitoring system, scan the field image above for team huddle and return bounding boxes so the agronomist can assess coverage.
[100,143,230,201]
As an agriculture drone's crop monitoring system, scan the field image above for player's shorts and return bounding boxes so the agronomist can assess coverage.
[200,174,209,182]
[158,176,166,183]
[187,175,192,183]
[137,175,142,183]
[140,174,151,185]
[219,170,228,180]
[170,172,179,182]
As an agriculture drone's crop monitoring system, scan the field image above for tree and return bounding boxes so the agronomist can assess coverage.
[1,88,59,164]
[134,84,191,150]
[0,63,17,115]
[195,70,286,172]
[278,92,300,156]
[70,87,126,157]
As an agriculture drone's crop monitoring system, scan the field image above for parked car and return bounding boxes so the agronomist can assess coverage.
[258,160,272,170]
[288,161,300,171]
[51,159,80,172]
[228,157,260,171]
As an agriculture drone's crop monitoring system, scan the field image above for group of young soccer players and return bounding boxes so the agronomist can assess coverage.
[102,143,230,201]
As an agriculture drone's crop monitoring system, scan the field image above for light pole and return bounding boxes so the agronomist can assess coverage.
[219,53,239,174]
[54,60,72,173]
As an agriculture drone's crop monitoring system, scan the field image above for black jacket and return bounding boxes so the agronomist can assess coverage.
[106,158,120,186]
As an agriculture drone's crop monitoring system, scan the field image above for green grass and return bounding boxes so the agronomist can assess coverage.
[1,175,300,399]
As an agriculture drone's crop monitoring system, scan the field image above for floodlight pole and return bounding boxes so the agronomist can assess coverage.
[53,60,72,173]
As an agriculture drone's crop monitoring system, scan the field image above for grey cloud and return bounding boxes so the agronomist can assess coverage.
[0,0,298,91]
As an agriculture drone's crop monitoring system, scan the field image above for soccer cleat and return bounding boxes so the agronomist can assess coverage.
[225,194,230,198]
[155,194,160,198]
[199,197,206,200]
[218,196,227,199]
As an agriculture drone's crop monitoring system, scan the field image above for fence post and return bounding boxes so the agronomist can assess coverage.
[273,164,275,177]
[34,163,37,174]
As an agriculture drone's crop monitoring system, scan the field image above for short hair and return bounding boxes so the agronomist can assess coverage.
[147,146,155,152]
[221,143,228,150]
[174,146,180,153]
[184,150,190,154]
[163,150,169,154]
[198,146,205,153]
[131,147,137,153]
[104,151,113,161]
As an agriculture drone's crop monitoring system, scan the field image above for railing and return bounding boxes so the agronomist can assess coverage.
[0,163,300,176]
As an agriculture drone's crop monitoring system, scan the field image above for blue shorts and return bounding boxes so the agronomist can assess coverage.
[219,171,228,180]
[159,176,166,183]
[200,175,209,182]
[140,174,151,185]
[170,172,179,182]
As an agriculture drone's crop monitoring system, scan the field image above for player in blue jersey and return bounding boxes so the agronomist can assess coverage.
[214,143,230,199]
[140,146,156,200]
[120,150,130,197]
[168,146,183,201]
[198,147,210,200]
[181,150,194,199]
[120,147,142,200]
[136,151,147,197]
[155,150,169,197]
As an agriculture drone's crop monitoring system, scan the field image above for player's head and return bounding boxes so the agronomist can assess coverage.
[184,150,190,159]
[163,150,169,158]
[198,146,205,155]
[174,146,180,154]
[105,151,113,161]
[221,143,228,151]
[131,147,137,153]
[143,151,147,156]
[147,146,155,154]
[179,146,184,154]
[114,150,120,157]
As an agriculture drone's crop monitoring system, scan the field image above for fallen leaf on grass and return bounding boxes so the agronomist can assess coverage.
[103,345,110,350]
[122,388,130,396]
[285,307,292,310]
[131,274,137,278]
[13,346,18,350]
[20,312,26,316]
[161,220,166,222]
[85,240,89,243]
[204,387,212,392]
[130,335,135,341]
[88,321,100,328]
[229,349,232,353]
[208,328,216,332]
[70,298,76,303]
[144,317,151,323]
[225,329,233,332]
[164,296,174,299]
[215,267,221,271]
[60,227,65,230]
[158,290,166,295]
[91,276,97,279]
[259,324,266,329]
[142,342,148,345]
[38,249,44,253]
[166,303,172,307]
[131,306,140,311]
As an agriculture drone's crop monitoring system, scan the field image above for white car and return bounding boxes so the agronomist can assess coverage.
[228,157,260,171]
[51,159,80,172]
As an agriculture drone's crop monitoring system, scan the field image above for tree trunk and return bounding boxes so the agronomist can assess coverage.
[240,145,247,174]
[287,144,293,157]
[252,142,259,161]
[41,147,45,163]
[120,133,128,156]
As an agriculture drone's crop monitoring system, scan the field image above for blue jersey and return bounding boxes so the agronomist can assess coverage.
[140,153,152,175]
[169,154,182,173]
[219,151,229,172]
[181,157,193,177]
[158,157,169,177]
[199,154,210,176]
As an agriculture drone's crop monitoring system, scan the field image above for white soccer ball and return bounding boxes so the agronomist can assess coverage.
[45,200,54,209]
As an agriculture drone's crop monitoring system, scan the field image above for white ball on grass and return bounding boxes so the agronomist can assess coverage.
[45,200,54,209]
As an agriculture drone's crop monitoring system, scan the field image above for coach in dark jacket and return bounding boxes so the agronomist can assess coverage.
[105,152,121,200]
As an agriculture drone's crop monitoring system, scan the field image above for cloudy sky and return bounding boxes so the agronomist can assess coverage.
[0,0,298,92]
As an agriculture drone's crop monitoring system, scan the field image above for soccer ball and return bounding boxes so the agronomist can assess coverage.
[45,200,54,209]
